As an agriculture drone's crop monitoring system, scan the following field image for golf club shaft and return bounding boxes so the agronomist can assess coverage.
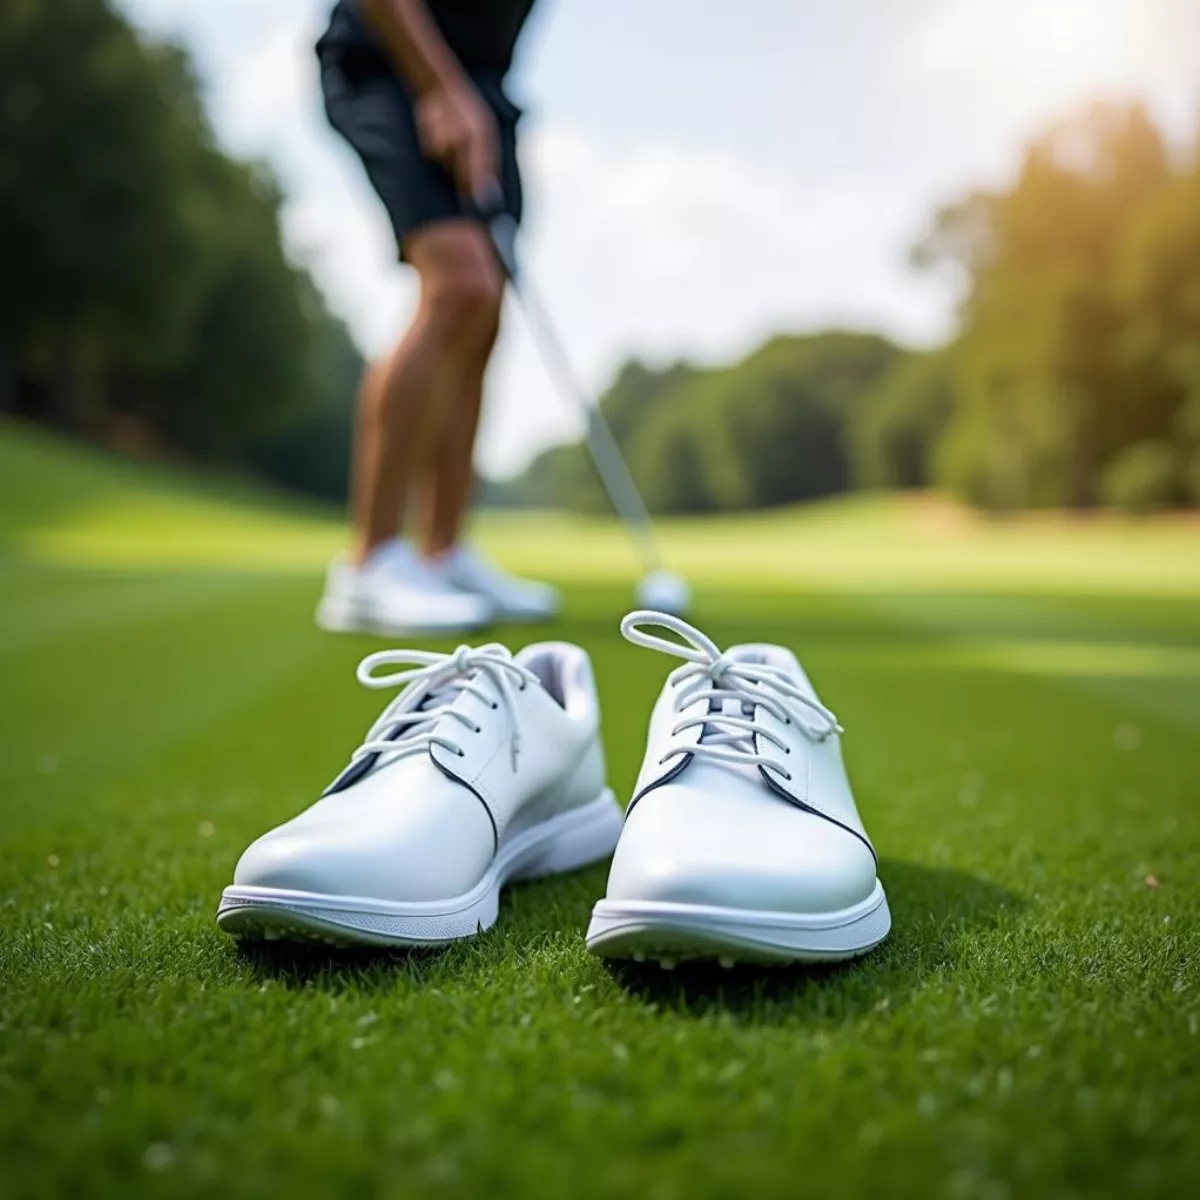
[481,204,664,574]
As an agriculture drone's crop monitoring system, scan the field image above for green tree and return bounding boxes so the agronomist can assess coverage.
[0,0,362,496]
[916,102,1192,510]
[851,350,955,489]
[509,333,900,514]
[0,0,202,422]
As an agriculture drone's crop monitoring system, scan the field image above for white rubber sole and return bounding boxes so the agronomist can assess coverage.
[217,789,623,948]
[585,880,891,966]
[314,595,489,638]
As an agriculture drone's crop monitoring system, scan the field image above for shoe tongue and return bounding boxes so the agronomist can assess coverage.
[725,644,783,668]
[700,693,753,747]
[725,643,816,702]
[422,644,512,711]
[694,693,761,788]
[472,642,513,662]
[696,649,783,763]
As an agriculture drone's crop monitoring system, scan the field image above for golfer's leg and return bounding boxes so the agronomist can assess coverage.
[350,221,502,565]
[415,282,500,557]
[349,356,401,562]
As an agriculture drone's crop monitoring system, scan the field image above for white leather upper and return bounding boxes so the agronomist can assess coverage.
[233,641,606,903]
[233,759,498,901]
[605,615,878,916]
[607,763,878,913]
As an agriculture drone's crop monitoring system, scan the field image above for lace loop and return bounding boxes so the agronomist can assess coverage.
[620,611,842,775]
[350,644,537,773]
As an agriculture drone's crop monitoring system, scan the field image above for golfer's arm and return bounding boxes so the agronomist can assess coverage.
[358,0,468,95]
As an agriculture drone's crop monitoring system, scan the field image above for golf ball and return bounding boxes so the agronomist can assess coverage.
[635,570,692,615]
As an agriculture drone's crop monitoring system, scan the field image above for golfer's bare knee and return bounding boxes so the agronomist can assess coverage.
[425,269,501,348]
[409,223,502,350]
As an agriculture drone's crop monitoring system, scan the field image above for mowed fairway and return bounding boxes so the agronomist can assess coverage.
[2,421,1199,1199]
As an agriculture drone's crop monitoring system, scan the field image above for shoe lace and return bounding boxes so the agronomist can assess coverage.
[350,644,539,772]
[620,611,843,780]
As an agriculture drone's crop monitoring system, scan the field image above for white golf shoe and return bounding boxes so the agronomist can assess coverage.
[315,539,492,637]
[586,612,890,965]
[428,543,561,623]
[218,639,621,947]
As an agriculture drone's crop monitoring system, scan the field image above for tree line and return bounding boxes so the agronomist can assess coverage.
[504,102,1200,514]
[0,0,361,501]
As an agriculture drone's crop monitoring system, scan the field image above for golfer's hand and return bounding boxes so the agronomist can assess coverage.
[414,81,498,198]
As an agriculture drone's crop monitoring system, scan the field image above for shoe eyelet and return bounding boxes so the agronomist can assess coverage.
[782,770,793,781]
[491,702,499,710]
[457,749,466,758]
[784,747,791,755]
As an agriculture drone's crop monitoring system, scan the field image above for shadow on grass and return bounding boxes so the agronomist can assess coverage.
[232,937,444,990]
[229,864,613,990]
[230,860,1020,1019]
[601,860,1023,1019]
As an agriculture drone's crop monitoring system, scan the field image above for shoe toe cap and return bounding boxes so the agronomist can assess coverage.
[231,785,495,903]
[606,792,878,915]
[232,830,348,896]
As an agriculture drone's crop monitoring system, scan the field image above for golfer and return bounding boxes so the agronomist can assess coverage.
[314,0,558,635]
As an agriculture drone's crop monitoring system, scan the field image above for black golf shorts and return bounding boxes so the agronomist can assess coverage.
[318,45,523,258]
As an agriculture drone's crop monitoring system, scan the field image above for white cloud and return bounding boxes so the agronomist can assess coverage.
[908,0,1132,84]
[904,0,1200,137]
[218,7,315,148]
[523,128,942,359]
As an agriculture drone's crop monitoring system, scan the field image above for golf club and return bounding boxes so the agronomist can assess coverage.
[475,186,691,616]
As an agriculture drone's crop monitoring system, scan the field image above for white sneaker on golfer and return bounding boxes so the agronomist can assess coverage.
[586,612,890,965]
[316,539,491,636]
[429,544,561,623]
[218,640,622,947]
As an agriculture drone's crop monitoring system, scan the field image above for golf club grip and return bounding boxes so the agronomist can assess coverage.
[473,180,508,222]
[473,183,519,279]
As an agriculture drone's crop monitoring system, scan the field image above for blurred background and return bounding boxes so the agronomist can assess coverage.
[3,0,1199,524]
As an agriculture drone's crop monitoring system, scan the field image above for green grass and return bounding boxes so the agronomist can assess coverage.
[2,418,1198,1198]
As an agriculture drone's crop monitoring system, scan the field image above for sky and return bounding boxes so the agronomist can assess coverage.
[120,0,1200,477]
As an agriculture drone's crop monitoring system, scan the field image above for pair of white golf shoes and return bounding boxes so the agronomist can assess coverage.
[217,612,890,965]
